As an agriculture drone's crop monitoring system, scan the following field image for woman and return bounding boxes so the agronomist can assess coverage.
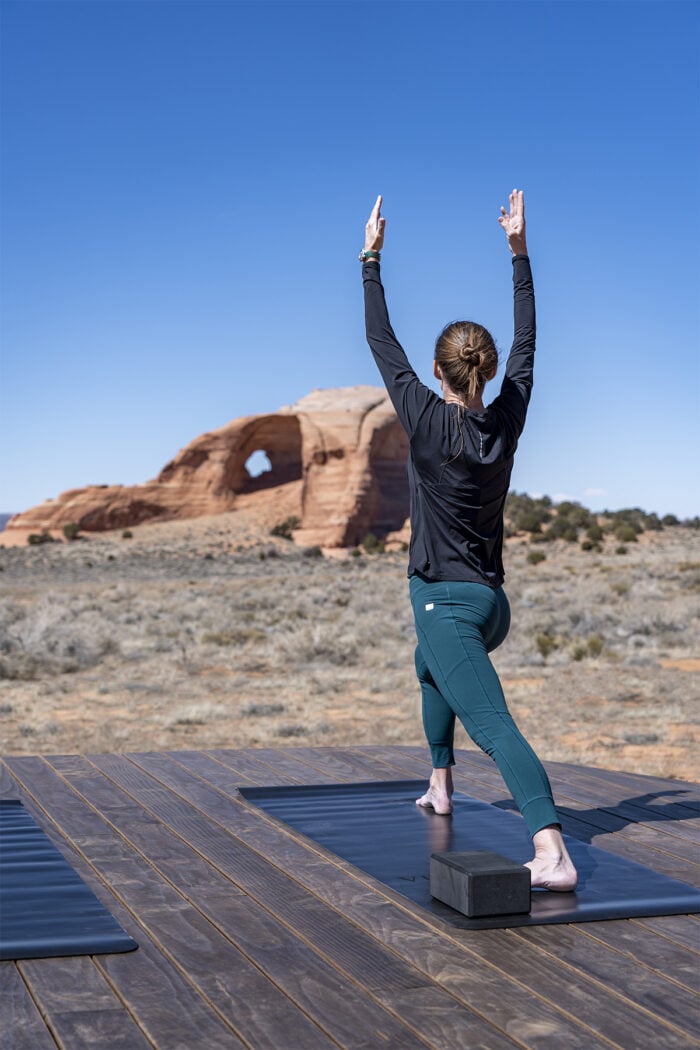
[361,190,577,891]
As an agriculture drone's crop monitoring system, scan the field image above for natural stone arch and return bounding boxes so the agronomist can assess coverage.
[219,414,303,495]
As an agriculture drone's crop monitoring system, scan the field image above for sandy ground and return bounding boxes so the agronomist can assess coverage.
[1,504,698,782]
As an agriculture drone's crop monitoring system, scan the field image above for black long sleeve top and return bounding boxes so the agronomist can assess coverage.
[363,255,536,587]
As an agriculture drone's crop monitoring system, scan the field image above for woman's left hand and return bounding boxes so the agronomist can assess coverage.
[365,195,386,251]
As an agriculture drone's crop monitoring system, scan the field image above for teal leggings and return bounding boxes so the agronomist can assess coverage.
[409,575,559,837]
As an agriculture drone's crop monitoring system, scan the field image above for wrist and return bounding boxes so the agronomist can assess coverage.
[509,239,528,256]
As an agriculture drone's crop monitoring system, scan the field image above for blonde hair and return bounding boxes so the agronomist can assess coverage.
[434,321,498,405]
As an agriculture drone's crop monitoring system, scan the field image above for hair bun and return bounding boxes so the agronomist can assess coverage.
[459,344,481,368]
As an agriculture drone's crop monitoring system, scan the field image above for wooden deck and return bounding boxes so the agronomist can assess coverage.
[1,745,699,1050]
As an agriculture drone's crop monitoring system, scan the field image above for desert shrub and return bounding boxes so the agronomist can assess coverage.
[122,530,133,539]
[614,524,638,543]
[361,533,385,554]
[547,522,579,543]
[62,522,81,541]
[604,508,651,534]
[270,516,300,540]
[241,702,285,717]
[277,724,307,738]
[554,501,594,529]
[611,581,630,596]
[615,545,628,555]
[535,632,559,659]
[302,545,324,558]
[662,514,680,527]
[526,550,546,565]
[580,540,602,552]
[586,523,604,542]
[505,492,551,535]
[201,628,267,646]
[27,531,54,545]
[587,634,604,657]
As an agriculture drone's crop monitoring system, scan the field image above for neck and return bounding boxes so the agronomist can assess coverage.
[442,390,485,413]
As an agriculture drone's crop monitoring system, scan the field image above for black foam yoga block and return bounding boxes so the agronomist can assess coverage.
[430,850,531,917]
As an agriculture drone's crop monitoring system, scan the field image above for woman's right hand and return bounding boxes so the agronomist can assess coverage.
[365,195,386,251]
[498,189,528,255]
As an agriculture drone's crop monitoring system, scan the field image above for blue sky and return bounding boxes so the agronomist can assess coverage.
[2,0,699,518]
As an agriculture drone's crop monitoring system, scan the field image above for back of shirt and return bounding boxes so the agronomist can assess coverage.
[363,255,536,586]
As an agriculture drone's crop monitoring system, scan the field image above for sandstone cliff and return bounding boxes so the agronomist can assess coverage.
[7,386,410,548]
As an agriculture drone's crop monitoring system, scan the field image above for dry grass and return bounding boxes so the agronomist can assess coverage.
[0,512,698,781]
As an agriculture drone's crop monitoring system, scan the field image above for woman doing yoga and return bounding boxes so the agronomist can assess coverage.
[361,190,577,891]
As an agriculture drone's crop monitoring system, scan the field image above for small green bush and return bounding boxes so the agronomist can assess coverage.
[527,550,546,565]
[580,540,602,552]
[586,523,604,542]
[587,634,604,657]
[270,516,300,540]
[121,529,133,539]
[27,530,54,545]
[611,581,630,596]
[615,545,628,555]
[614,524,638,543]
[536,632,559,659]
[362,533,385,554]
[62,522,81,541]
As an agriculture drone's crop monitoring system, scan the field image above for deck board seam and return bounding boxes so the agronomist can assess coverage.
[12,959,62,1050]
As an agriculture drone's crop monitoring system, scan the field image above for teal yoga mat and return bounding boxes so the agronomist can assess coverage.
[0,799,138,960]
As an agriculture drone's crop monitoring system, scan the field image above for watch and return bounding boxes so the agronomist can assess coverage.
[359,249,381,262]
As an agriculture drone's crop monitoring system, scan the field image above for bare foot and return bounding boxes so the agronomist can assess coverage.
[416,785,453,815]
[416,769,453,815]
[526,825,577,891]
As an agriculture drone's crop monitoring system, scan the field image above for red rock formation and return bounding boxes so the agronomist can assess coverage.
[6,386,410,548]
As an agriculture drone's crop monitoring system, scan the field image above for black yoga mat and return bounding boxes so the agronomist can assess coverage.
[0,799,138,960]
[239,780,700,930]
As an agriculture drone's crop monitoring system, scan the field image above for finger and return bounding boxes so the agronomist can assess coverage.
[369,194,382,225]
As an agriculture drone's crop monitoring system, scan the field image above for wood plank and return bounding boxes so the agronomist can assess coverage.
[204,747,328,786]
[271,745,414,783]
[95,751,517,1050]
[17,957,152,1050]
[511,922,700,1035]
[633,915,700,953]
[109,752,690,1050]
[0,963,58,1050]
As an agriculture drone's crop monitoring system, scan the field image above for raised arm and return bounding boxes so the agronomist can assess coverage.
[491,189,536,442]
[362,196,435,436]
